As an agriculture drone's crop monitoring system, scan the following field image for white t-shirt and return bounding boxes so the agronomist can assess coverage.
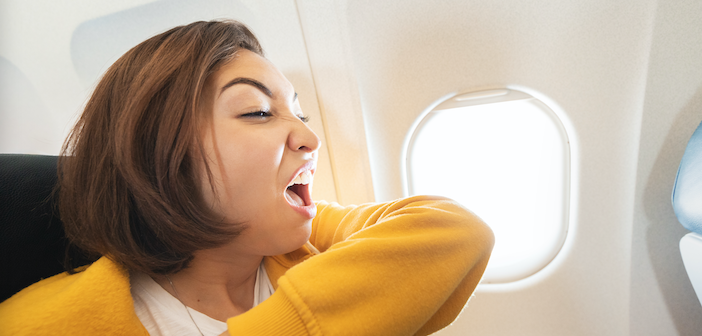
[130,263,274,336]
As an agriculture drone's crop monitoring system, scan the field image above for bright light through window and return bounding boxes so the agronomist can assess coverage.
[406,89,569,283]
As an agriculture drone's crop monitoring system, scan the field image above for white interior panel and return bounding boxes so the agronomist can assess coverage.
[296,1,375,204]
[680,233,702,306]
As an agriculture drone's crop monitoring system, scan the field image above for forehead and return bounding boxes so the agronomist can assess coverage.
[209,49,293,97]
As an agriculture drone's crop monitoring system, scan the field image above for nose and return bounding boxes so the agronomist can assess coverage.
[288,118,321,153]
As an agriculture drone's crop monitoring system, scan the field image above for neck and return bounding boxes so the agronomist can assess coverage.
[154,244,264,322]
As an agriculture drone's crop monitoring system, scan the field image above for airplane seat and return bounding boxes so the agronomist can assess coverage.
[0,154,94,302]
[672,120,702,305]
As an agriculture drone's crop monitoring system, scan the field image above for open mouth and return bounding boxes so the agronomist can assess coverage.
[285,170,312,207]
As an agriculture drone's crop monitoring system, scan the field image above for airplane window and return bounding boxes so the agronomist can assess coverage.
[406,89,570,283]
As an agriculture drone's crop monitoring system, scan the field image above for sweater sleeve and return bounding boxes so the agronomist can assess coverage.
[227,195,494,336]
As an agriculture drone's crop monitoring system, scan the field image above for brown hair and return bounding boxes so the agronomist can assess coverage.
[58,20,263,276]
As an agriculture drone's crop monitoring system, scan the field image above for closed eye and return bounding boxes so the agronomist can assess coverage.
[241,110,271,119]
[298,115,310,123]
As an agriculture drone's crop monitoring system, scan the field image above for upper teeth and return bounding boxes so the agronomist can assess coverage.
[288,170,312,187]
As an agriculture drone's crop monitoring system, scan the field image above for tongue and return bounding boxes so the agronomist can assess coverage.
[285,188,305,206]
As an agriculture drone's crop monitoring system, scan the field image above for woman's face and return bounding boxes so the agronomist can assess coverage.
[200,49,320,256]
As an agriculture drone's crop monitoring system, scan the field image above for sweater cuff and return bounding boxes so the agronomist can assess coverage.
[226,285,309,336]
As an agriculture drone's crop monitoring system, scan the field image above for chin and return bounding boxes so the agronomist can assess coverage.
[275,221,313,255]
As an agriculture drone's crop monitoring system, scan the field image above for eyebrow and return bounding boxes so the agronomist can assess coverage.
[219,77,299,103]
[219,77,273,98]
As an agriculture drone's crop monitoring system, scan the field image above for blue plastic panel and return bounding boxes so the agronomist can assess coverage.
[672,120,702,235]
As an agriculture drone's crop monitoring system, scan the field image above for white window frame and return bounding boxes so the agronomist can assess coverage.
[403,89,571,283]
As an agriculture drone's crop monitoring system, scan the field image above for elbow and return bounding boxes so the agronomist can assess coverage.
[457,204,495,263]
[429,196,495,262]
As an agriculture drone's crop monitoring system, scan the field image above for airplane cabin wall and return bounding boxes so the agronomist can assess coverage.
[2,1,702,335]
[301,0,651,335]
[300,0,702,335]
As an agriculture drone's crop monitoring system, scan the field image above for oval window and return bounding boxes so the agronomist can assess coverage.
[405,89,570,283]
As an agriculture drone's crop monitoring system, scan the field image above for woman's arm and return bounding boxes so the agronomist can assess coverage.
[227,195,494,336]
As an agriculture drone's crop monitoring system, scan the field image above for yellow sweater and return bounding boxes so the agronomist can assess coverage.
[0,196,494,335]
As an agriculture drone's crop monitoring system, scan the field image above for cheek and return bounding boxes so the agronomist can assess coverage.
[219,137,280,185]
[210,133,286,212]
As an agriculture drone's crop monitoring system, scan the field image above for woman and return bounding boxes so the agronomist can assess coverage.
[0,20,494,335]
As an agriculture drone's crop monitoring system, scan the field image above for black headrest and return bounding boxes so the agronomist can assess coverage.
[0,154,94,302]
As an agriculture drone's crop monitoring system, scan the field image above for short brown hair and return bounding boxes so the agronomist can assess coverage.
[58,20,263,276]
